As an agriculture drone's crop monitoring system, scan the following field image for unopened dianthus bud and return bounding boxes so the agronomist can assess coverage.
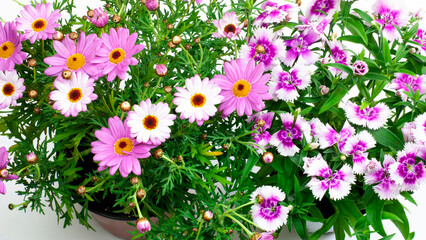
[255,194,264,204]
[294,107,301,116]
[222,144,229,151]
[33,107,41,115]
[77,186,86,196]
[194,37,201,44]
[53,31,64,41]
[288,205,293,211]
[243,19,248,27]
[331,32,338,40]
[87,9,94,18]
[256,119,265,128]
[410,48,417,54]
[262,152,274,164]
[136,189,146,199]
[255,45,265,54]
[184,43,191,50]
[166,23,173,30]
[28,58,37,67]
[69,32,78,40]
[62,70,72,79]
[154,149,163,159]
[112,15,121,23]
[26,153,38,164]
[145,0,159,11]
[172,35,182,45]
[319,85,329,95]
[155,64,167,77]
[202,210,214,221]
[28,89,38,99]
[130,177,139,185]
[128,202,135,208]
[0,168,9,178]
[167,41,176,48]
[352,60,369,76]
[120,101,131,112]
[340,155,346,161]
[309,142,320,150]
[136,218,151,233]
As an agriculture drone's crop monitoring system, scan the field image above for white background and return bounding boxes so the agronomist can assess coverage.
[1,0,426,239]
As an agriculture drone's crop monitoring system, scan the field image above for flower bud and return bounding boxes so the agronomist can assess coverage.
[255,194,264,204]
[255,45,265,54]
[136,218,151,233]
[352,60,369,76]
[28,89,38,99]
[256,119,265,128]
[33,107,41,115]
[157,52,162,57]
[243,19,248,27]
[309,142,320,150]
[192,227,199,232]
[410,48,417,54]
[166,23,173,30]
[184,43,191,50]
[154,149,163,159]
[92,176,98,182]
[206,20,211,24]
[141,0,147,4]
[194,37,201,44]
[319,85,329,95]
[172,35,182,45]
[26,153,38,164]
[162,19,167,23]
[288,204,293,211]
[128,202,135,208]
[222,144,229,151]
[53,31,64,41]
[262,152,274,164]
[8,203,14,210]
[228,229,234,234]
[130,177,139,185]
[0,168,9,178]
[155,64,168,77]
[87,9,94,18]
[62,70,72,79]
[120,101,131,112]
[167,41,176,48]
[77,186,86,196]
[28,58,37,67]
[202,210,214,221]
[297,0,302,6]
[331,32,338,40]
[144,82,150,88]
[48,100,54,105]
[69,32,78,40]
[82,16,88,21]
[112,15,121,23]
[105,3,111,8]
[145,0,159,11]
[321,57,331,65]
[340,155,346,161]
[201,133,207,140]
[137,189,146,199]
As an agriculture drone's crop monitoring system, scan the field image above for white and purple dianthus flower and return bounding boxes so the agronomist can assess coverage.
[389,143,426,191]
[309,118,327,142]
[306,0,341,20]
[364,156,400,200]
[240,28,285,71]
[373,0,409,41]
[414,113,426,143]
[283,30,319,67]
[413,29,426,54]
[319,121,355,152]
[344,101,391,130]
[401,122,416,142]
[253,0,298,27]
[304,154,355,200]
[297,15,332,41]
[343,131,376,174]
[270,113,311,157]
[269,64,312,102]
[250,186,290,232]
[247,112,275,153]
[327,40,351,79]
[390,73,425,101]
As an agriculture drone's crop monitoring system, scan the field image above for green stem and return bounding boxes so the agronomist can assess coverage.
[133,193,143,218]
[33,66,36,83]
[195,221,204,240]
[86,175,113,193]
[198,43,204,69]
[15,165,32,176]
[232,211,259,228]
[180,44,197,74]
[34,164,40,182]
[222,213,253,236]
[149,77,162,99]
[233,40,238,59]
[236,140,266,153]
[42,40,45,56]
[222,201,255,215]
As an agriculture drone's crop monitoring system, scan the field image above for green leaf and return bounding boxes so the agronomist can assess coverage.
[319,85,348,114]
[293,215,309,240]
[310,211,339,240]
[323,63,353,75]
[380,234,396,240]
[240,154,258,183]
[346,19,368,44]
[365,194,386,236]
[412,53,426,62]
[383,201,411,240]
[370,128,404,150]
[381,36,391,63]
[400,192,417,206]
[382,212,403,223]
[353,9,373,23]
[338,35,365,44]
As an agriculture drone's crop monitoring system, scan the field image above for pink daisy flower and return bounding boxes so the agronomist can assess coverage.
[212,58,272,117]
[16,3,61,44]
[126,99,176,145]
[88,8,109,28]
[93,27,145,81]
[0,70,25,110]
[414,113,426,144]
[173,75,223,126]
[0,147,19,195]
[373,0,409,41]
[269,64,312,102]
[240,28,286,71]
[389,143,426,191]
[91,116,156,177]
[253,0,298,27]
[304,154,355,200]
[270,113,311,157]
[0,21,27,71]
[250,186,290,232]
[212,12,244,41]
[364,156,400,200]
[344,101,391,130]
[343,131,376,174]
[318,121,355,152]
[44,32,102,78]
[49,72,98,117]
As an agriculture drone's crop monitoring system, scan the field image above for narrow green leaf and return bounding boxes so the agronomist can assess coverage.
[293,215,309,240]
[365,194,386,236]
[382,211,403,223]
[383,201,411,240]
[324,63,353,75]
[381,36,391,63]
[370,128,404,150]
[319,85,348,114]
[310,212,339,240]
[240,154,258,183]
[338,35,364,45]
[380,234,396,240]
[412,53,426,62]
[346,19,368,44]
[400,192,417,206]
[353,9,373,23]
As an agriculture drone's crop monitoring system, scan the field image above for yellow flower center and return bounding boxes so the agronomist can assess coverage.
[143,115,158,130]
[67,88,83,103]
[66,53,86,71]
[108,48,126,64]
[190,93,206,108]
[31,19,47,32]
[2,83,15,97]
[232,79,251,98]
[0,41,15,59]
[114,137,134,156]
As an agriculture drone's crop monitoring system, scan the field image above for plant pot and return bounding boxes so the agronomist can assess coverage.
[90,210,136,240]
